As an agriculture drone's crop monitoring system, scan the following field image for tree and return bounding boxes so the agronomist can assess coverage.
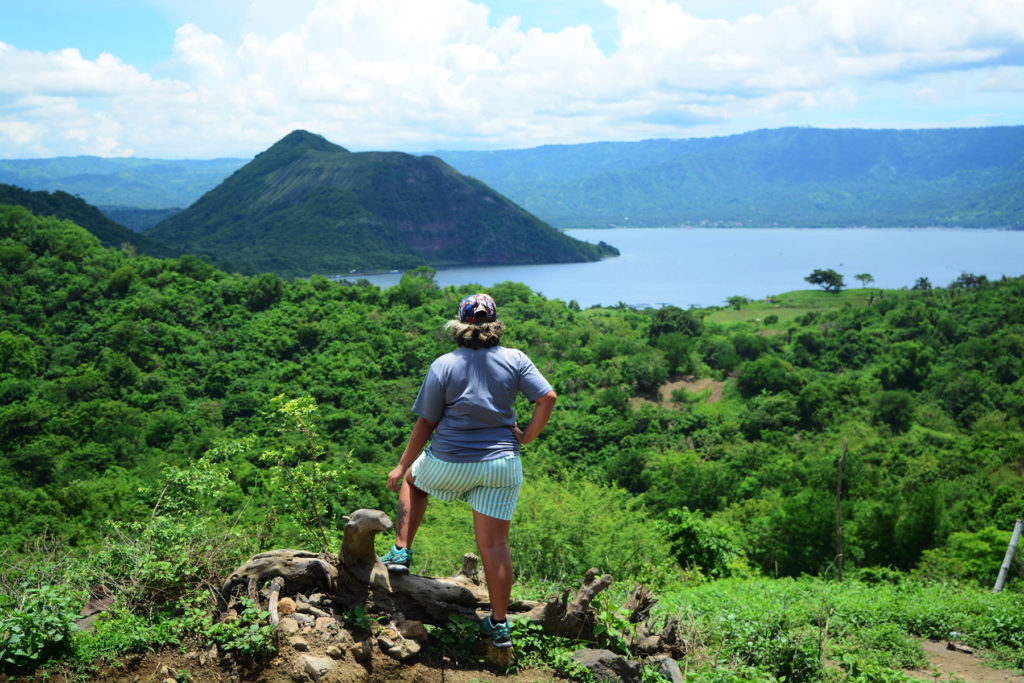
[726,295,749,310]
[912,277,932,291]
[804,268,844,293]
[854,273,874,288]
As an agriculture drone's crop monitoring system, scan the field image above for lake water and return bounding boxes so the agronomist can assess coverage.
[349,228,1024,309]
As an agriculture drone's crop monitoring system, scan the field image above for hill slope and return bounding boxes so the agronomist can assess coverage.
[435,126,1024,228]
[0,183,178,258]
[146,131,617,277]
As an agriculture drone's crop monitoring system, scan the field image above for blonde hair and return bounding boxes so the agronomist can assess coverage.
[445,319,506,349]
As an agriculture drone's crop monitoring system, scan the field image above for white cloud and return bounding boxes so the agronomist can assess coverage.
[1,0,1023,158]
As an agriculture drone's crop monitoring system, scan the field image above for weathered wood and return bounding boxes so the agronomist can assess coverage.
[219,509,686,658]
[267,576,284,626]
[456,553,483,584]
[219,549,336,608]
[337,509,393,591]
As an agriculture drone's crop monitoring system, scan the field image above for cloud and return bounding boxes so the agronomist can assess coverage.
[1,0,1023,158]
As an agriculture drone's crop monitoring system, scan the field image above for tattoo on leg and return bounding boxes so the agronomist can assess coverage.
[396,499,408,537]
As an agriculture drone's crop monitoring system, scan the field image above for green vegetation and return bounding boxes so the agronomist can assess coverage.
[1,204,1023,679]
[146,130,618,277]
[805,268,845,293]
[0,184,178,258]
[7,126,1024,230]
[439,126,1024,228]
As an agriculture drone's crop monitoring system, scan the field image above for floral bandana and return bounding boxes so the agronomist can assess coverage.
[457,293,497,323]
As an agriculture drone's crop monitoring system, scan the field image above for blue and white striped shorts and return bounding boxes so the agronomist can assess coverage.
[410,447,523,521]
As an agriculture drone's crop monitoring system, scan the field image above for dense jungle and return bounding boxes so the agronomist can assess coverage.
[1,204,1023,681]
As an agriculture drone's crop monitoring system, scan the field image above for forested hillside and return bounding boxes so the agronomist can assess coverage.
[436,126,1024,228]
[0,184,178,259]
[146,130,617,276]
[2,202,1022,571]
[2,204,1023,678]
[5,126,1024,231]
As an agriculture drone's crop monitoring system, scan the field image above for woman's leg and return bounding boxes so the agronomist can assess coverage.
[472,510,513,621]
[395,472,428,548]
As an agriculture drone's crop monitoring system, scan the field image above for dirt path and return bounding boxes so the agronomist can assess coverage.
[908,640,1024,683]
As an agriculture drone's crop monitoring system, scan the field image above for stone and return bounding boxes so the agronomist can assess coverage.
[277,617,300,635]
[485,644,516,667]
[571,648,642,683]
[350,637,374,663]
[649,655,684,683]
[326,645,344,659]
[293,612,315,625]
[392,614,429,643]
[315,616,336,632]
[334,627,354,646]
[385,637,421,661]
[299,603,330,618]
[302,655,337,681]
[288,636,309,652]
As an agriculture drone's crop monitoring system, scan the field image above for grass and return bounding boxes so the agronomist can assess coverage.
[706,288,890,328]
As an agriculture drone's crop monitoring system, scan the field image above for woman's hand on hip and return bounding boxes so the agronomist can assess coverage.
[511,422,528,444]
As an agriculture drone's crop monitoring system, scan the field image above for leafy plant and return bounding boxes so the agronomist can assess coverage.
[260,395,352,551]
[510,620,592,680]
[431,614,481,663]
[0,583,82,671]
[591,593,634,654]
[205,597,274,658]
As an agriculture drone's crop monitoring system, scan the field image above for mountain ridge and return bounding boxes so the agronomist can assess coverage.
[435,126,1024,228]
[3,126,1023,229]
[0,183,179,258]
[146,130,617,277]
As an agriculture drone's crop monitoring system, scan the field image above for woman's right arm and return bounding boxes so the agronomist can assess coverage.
[388,416,438,492]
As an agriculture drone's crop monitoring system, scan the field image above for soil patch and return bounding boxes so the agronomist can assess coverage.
[906,640,1024,683]
[22,646,563,683]
[665,377,725,404]
[632,377,725,409]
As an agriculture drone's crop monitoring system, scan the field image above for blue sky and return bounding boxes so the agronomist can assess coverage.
[2,0,1024,158]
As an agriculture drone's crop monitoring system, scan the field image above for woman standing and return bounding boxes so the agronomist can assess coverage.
[380,293,557,649]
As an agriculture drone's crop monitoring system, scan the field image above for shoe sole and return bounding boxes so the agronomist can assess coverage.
[385,564,409,574]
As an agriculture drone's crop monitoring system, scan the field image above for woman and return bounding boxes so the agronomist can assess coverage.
[379,293,557,649]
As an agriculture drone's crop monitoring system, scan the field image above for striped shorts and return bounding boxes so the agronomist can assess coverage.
[410,447,523,521]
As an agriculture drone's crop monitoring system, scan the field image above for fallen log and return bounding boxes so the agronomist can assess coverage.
[219,508,683,658]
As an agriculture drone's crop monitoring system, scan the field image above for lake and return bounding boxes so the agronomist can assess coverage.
[348,227,1024,309]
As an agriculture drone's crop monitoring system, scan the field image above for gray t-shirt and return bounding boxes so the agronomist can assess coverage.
[412,346,552,462]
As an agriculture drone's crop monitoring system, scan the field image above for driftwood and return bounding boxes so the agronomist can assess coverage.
[219,508,683,657]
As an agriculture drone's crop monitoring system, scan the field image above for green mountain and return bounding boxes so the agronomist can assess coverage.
[146,130,618,277]
[435,126,1024,228]
[0,183,178,258]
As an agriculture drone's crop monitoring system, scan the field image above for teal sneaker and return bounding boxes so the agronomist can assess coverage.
[379,545,411,574]
[480,615,512,648]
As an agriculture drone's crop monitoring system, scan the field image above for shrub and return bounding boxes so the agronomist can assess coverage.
[0,583,82,672]
[661,508,751,579]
